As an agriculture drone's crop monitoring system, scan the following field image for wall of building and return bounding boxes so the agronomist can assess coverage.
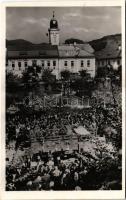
[49,30,59,45]
[7,59,26,77]
[96,58,121,70]
[77,58,96,77]
[59,58,79,74]
[7,58,59,79]
[7,57,96,79]
[58,57,95,78]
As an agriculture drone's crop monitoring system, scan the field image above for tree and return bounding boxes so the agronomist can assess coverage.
[6,72,18,83]
[22,70,31,83]
[6,72,21,88]
[60,70,70,81]
[107,67,122,120]
[36,65,41,73]
[79,69,92,80]
[75,136,120,190]
[42,68,55,84]
[65,38,84,44]
[71,70,94,97]
[60,70,71,95]
[96,66,110,78]
[118,65,122,83]
[22,65,40,84]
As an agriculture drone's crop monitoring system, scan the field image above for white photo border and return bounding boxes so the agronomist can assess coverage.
[0,0,125,199]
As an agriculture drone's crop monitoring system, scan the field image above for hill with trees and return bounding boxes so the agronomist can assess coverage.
[89,33,121,52]
[6,33,121,52]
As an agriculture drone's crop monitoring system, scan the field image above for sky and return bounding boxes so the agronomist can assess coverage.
[6,7,121,44]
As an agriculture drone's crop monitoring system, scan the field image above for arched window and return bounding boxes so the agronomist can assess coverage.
[24,61,27,68]
[41,60,44,67]
[12,61,15,70]
[87,60,90,67]
[81,60,84,67]
[47,61,50,67]
[18,62,21,70]
[64,61,67,66]
[71,61,74,67]
[53,60,56,66]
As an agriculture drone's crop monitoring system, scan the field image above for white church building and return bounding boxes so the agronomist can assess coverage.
[6,12,96,79]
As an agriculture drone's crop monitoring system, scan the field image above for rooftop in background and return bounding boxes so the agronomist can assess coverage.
[7,43,59,59]
[58,45,94,58]
[6,40,95,59]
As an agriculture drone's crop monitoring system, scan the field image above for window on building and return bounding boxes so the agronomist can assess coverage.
[53,60,56,66]
[47,61,50,67]
[18,62,21,70]
[41,60,44,67]
[87,60,90,67]
[24,61,27,68]
[71,61,74,67]
[64,61,67,66]
[81,60,84,67]
[12,61,15,69]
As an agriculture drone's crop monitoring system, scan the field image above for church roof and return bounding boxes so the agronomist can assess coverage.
[7,43,95,59]
[58,45,94,58]
[7,44,59,59]
[75,43,94,54]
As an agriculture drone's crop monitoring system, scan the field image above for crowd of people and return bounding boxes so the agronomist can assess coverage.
[6,102,122,191]
[5,68,122,191]
[6,147,121,191]
[6,104,121,147]
[6,150,90,191]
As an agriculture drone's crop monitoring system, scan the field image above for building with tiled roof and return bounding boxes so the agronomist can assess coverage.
[95,38,121,70]
[58,45,94,58]
[75,43,94,54]
[6,12,96,79]
[7,44,59,59]
[58,45,95,77]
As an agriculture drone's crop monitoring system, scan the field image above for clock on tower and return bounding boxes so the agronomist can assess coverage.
[48,11,60,45]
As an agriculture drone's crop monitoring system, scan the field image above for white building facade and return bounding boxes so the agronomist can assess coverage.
[58,45,95,78]
[95,42,121,71]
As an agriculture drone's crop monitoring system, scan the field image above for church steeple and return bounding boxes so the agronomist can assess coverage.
[50,11,58,29]
[48,11,60,45]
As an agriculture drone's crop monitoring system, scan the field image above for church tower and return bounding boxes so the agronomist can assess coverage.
[48,11,60,45]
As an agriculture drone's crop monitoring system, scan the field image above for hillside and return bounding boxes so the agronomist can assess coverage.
[6,39,33,47]
[89,34,121,52]
[64,34,121,52]
[6,33,121,52]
